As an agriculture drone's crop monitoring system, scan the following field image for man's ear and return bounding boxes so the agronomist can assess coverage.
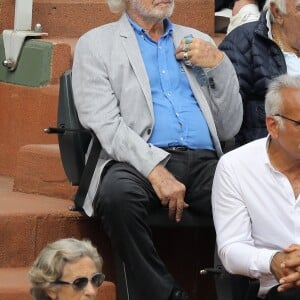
[270,2,284,25]
[266,116,279,138]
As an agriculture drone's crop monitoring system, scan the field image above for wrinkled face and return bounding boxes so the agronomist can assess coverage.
[270,87,300,159]
[282,0,300,51]
[47,256,100,300]
[127,0,174,22]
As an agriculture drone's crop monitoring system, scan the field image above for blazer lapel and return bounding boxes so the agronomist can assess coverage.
[173,29,218,141]
[118,15,154,117]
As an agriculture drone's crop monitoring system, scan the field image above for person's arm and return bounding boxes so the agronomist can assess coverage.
[175,33,243,142]
[203,53,243,141]
[219,26,253,102]
[212,157,278,278]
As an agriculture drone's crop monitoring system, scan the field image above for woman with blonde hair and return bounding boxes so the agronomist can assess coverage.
[28,238,105,300]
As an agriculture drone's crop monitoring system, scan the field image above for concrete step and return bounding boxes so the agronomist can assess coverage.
[0,36,76,177]
[0,175,13,192]
[0,188,114,275]
[0,82,58,176]
[0,0,214,38]
[14,144,75,199]
[0,267,116,300]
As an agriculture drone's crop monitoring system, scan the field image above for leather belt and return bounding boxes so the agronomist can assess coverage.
[162,146,189,151]
[162,147,217,158]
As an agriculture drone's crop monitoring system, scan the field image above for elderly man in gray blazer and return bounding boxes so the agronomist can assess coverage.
[72,0,243,299]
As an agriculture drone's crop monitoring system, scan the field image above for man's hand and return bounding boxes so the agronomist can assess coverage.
[175,37,224,68]
[276,245,300,291]
[148,164,188,222]
[271,252,292,282]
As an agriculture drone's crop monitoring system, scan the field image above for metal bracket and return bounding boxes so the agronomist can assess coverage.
[2,0,48,71]
[2,29,48,71]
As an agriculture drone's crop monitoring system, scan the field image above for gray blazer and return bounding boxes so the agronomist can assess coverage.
[72,14,243,216]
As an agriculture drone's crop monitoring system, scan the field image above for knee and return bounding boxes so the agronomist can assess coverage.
[97,173,148,217]
[99,176,130,211]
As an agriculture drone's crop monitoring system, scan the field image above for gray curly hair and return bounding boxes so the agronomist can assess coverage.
[28,238,103,300]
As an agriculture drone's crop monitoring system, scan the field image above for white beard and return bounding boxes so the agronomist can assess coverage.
[129,0,174,21]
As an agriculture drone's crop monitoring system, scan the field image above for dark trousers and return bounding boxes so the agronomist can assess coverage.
[262,285,300,300]
[93,149,218,300]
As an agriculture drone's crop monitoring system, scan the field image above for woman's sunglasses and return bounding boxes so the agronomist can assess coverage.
[53,273,105,290]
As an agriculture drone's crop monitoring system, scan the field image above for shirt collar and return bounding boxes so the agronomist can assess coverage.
[266,10,273,40]
[264,135,284,174]
[264,135,274,168]
[126,13,173,39]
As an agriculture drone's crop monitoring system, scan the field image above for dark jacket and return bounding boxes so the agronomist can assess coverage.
[219,10,287,146]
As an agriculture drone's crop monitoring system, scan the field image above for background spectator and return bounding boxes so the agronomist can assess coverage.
[215,0,266,33]
[227,0,266,33]
[219,0,300,146]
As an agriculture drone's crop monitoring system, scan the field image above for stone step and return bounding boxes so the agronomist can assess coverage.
[0,188,114,275]
[0,36,76,177]
[0,0,214,38]
[0,267,116,300]
[0,82,58,177]
[14,144,75,199]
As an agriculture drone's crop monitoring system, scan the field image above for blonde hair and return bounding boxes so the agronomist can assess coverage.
[28,238,103,300]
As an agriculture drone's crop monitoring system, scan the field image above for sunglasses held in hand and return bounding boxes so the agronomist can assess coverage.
[53,273,105,290]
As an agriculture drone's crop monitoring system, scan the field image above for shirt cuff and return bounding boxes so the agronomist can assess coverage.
[254,249,280,276]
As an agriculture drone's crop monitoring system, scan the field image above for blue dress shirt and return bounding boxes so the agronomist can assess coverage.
[128,15,214,150]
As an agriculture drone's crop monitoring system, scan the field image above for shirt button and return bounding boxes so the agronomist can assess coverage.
[162,70,166,74]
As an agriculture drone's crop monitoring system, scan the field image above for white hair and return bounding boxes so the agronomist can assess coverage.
[265,74,300,128]
[107,0,126,13]
[266,0,287,22]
